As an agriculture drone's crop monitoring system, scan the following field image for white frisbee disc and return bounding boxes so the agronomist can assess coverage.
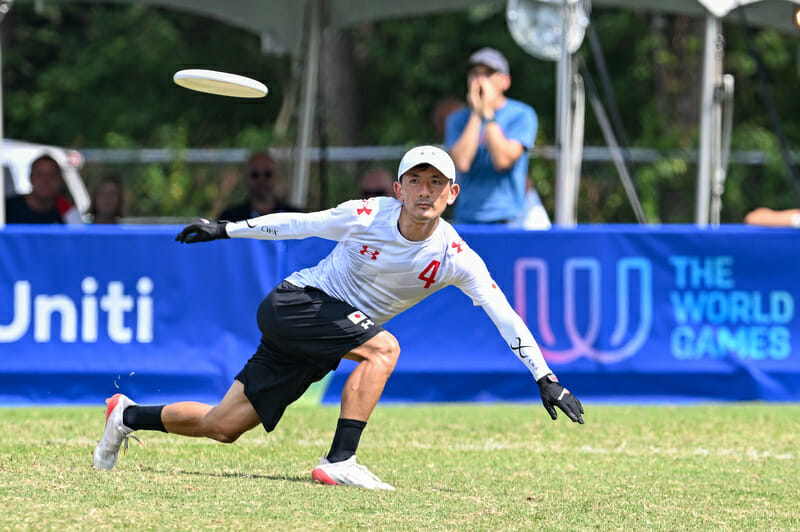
[173,69,268,98]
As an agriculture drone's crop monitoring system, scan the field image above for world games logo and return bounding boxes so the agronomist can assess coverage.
[513,257,652,364]
[667,256,794,360]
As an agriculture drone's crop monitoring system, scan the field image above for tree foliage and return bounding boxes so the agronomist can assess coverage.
[2,3,798,221]
[4,3,289,148]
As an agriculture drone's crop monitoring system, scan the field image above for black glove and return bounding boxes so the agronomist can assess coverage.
[175,219,230,244]
[537,373,584,424]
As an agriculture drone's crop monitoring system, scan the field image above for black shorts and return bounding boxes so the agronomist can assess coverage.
[236,280,383,432]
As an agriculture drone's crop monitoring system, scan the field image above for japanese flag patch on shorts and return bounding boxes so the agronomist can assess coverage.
[347,310,374,330]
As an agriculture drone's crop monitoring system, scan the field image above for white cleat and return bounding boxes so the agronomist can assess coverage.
[311,455,395,491]
[92,393,138,470]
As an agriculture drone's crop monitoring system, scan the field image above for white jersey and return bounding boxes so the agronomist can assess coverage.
[226,197,551,380]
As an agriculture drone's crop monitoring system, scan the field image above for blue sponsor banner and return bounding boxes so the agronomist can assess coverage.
[0,225,280,405]
[1,224,798,405]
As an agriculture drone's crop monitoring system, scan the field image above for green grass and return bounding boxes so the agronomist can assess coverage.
[1,403,799,530]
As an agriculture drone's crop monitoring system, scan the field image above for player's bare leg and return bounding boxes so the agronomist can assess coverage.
[311,330,399,490]
[94,381,261,470]
[161,380,261,443]
[340,330,401,421]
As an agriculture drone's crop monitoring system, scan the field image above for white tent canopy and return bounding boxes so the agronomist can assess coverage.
[47,0,798,53]
[6,0,800,226]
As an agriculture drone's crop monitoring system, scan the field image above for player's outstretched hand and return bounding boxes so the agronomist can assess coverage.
[175,219,230,244]
[537,374,584,424]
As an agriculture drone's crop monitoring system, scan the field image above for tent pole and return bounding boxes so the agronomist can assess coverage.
[292,0,321,208]
[695,14,721,227]
[0,0,8,228]
[554,0,575,227]
[0,29,5,229]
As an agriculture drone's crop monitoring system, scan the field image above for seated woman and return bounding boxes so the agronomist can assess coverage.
[88,176,124,224]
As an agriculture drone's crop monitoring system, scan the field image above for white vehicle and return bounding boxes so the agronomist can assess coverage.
[2,138,90,224]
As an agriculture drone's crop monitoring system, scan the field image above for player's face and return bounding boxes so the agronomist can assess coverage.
[396,165,459,221]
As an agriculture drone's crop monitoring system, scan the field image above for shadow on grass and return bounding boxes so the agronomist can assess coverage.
[134,467,460,493]
[137,466,309,484]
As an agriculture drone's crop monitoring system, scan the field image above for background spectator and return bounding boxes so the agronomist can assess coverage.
[445,47,541,225]
[359,167,396,199]
[744,207,800,228]
[4,154,81,224]
[218,151,300,221]
[509,177,552,230]
[88,176,124,224]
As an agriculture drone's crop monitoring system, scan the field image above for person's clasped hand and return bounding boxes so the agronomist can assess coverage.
[467,77,500,121]
[467,78,483,114]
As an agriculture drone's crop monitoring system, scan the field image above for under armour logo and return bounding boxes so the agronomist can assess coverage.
[356,200,373,215]
[451,240,464,253]
[360,245,380,260]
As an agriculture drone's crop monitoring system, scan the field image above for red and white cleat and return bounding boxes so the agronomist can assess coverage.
[92,393,138,470]
[312,455,395,491]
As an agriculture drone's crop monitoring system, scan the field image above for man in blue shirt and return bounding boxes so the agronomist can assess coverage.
[445,47,544,225]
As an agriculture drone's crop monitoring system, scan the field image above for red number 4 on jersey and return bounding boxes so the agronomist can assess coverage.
[418,260,441,289]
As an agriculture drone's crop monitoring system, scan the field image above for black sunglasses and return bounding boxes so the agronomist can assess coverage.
[249,169,275,179]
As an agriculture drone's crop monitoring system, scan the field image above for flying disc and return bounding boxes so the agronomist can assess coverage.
[173,69,268,98]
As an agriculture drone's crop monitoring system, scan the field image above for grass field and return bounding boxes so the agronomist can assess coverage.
[1,402,798,530]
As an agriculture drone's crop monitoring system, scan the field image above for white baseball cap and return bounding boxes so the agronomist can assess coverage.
[397,145,456,183]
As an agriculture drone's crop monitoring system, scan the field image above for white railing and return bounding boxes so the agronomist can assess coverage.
[78,145,797,166]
